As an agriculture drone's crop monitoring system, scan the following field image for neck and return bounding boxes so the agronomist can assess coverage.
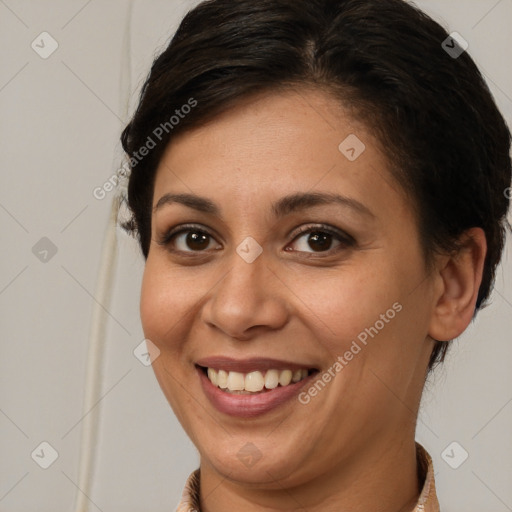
[198,435,421,512]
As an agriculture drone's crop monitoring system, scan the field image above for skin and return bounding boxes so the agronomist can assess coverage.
[140,88,486,511]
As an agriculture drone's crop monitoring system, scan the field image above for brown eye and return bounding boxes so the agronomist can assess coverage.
[287,225,354,255]
[158,223,354,257]
[158,225,220,253]
[181,231,211,251]
[305,232,334,252]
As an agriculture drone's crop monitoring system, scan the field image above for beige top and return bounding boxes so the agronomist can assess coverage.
[175,442,440,511]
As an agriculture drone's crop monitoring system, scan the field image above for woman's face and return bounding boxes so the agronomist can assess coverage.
[141,88,437,487]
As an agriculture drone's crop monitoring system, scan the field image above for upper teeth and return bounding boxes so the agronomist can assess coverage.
[207,368,309,392]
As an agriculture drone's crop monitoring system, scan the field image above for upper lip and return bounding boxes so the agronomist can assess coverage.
[195,356,318,374]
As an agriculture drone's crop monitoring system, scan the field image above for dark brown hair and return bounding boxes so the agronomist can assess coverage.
[120,0,511,372]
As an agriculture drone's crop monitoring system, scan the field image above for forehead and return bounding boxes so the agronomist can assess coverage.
[152,88,411,224]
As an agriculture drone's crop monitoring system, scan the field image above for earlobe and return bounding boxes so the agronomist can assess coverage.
[428,228,487,342]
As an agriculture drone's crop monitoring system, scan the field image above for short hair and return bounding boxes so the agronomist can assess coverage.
[120,0,512,372]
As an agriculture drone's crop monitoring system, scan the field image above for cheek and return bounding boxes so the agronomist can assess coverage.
[300,257,428,392]
[140,265,165,341]
[292,264,400,350]
[139,258,189,344]
[139,260,196,414]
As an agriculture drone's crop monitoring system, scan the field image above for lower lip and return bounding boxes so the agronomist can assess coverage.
[197,366,318,418]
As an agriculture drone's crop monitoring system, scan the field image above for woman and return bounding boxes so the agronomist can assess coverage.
[119,0,511,510]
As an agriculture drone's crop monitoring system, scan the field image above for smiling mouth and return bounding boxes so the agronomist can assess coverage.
[197,365,319,394]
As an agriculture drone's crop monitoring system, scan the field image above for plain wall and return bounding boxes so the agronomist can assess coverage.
[1,1,511,510]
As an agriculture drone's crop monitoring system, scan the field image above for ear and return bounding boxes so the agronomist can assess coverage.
[428,227,487,342]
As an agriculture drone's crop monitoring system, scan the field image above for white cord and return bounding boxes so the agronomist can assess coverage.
[72,195,120,512]
[71,1,134,509]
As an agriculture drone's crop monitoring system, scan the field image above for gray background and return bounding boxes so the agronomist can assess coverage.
[0,0,511,510]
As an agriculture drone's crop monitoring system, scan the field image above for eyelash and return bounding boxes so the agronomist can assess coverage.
[157,223,355,257]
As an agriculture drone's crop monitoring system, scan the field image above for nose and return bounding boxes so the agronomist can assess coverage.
[200,251,290,341]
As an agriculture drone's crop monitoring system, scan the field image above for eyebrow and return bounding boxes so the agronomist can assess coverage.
[153,191,375,219]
